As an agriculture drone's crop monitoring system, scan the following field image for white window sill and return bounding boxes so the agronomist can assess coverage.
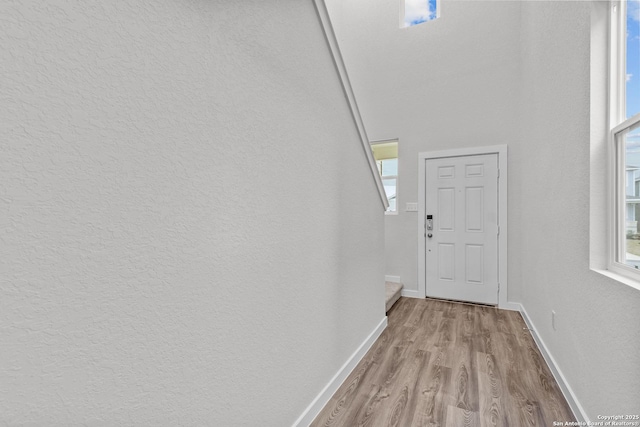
[384,211,398,216]
[591,267,640,292]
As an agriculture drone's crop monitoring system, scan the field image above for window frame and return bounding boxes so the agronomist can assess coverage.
[610,115,640,279]
[377,159,398,214]
[370,140,399,215]
[608,0,640,281]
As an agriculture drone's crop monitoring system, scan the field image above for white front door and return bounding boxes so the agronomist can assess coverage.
[425,154,499,305]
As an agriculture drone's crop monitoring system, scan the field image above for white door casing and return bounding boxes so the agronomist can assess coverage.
[425,154,498,304]
[417,145,513,309]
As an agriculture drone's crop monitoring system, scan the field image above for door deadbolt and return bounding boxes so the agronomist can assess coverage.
[426,214,433,231]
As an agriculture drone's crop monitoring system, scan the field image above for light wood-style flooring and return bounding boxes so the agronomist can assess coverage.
[311,297,575,427]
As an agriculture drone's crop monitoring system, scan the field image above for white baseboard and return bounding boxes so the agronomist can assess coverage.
[401,288,421,298]
[292,316,388,427]
[499,301,521,311]
[517,304,589,423]
[385,275,401,283]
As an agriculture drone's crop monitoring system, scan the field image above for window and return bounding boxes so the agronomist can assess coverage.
[371,140,398,213]
[401,0,439,28]
[610,0,640,277]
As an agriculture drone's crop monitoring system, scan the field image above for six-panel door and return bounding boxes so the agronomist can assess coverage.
[425,154,499,305]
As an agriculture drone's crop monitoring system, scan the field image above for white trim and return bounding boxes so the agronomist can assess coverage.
[399,0,405,29]
[312,0,389,211]
[517,304,590,424]
[608,114,640,284]
[589,0,610,273]
[611,111,640,136]
[292,316,388,427]
[592,267,640,292]
[370,138,399,145]
[603,1,619,276]
[417,145,510,309]
[400,288,421,298]
[610,0,625,129]
[418,152,427,300]
[385,275,401,283]
[498,300,521,312]
[371,139,399,213]
[602,1,640,290]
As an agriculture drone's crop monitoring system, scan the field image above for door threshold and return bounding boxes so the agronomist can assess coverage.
[424,296,497,309]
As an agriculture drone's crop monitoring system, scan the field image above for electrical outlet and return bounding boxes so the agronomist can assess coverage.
[552,310,556,331]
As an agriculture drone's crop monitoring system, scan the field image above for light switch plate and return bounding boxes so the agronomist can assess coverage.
[406,202,418,212]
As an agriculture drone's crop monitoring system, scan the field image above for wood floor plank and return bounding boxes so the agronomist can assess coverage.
[396,349,432,427]
[345,384,390,427]
[414,308,443,353]
[504,368,546,427]
[476,352,507,427]
[312,359,377,426]
[405,357,453,426]
[450,343,479,413]
[445,405,481,427]
[386,385,410,426]
[310,298,576,427]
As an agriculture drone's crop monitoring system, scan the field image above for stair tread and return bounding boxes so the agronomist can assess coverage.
[385,281,403,312]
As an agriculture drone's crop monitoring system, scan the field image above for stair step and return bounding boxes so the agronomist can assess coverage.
[385,281,403,312]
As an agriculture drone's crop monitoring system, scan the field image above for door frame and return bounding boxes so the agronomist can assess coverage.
[418,145,516,310]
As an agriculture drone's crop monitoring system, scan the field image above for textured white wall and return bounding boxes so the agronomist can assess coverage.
[519,1,640,417]
[327,0,640,418]
[0,1,385,424]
